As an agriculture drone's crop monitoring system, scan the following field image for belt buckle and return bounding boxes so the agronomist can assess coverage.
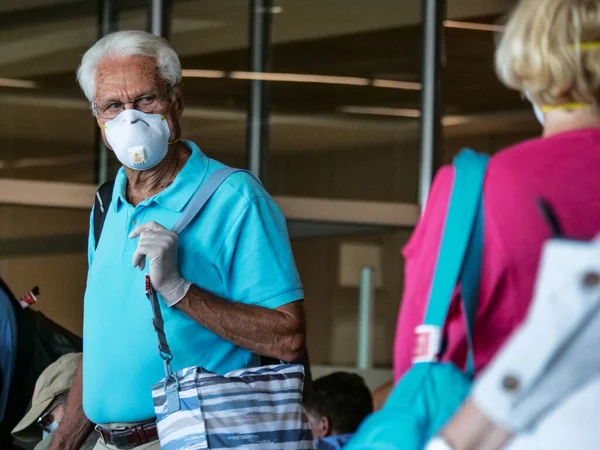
[110,427,135,450]
[95,425,107,446]
[412,325,442,364]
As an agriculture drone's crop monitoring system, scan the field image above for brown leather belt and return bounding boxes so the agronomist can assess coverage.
[95,421,159,449]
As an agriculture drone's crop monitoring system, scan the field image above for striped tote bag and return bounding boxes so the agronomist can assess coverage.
[151,364,314,450]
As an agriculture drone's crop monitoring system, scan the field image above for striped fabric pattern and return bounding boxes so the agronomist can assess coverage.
[152,364,315,450]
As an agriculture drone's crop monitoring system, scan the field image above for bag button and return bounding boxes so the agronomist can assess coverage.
[502,374,520,392]
[582,271,600,288]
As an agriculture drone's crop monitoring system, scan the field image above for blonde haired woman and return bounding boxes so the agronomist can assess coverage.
[394,0,600,387]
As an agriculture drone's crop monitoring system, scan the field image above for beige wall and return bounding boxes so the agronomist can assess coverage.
[292,231,411,366]
[0,204,89,335]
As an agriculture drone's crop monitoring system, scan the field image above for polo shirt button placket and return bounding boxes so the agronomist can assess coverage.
[124,208,143,252]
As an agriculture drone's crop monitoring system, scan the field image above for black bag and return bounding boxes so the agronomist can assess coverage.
[0,277,82,449]
[92,180,115,250]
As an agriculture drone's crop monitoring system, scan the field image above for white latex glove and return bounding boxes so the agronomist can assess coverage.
[473,237,600,432]
[130,221,192,306]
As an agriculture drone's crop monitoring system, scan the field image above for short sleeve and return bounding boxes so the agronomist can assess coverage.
[214,195,304,309]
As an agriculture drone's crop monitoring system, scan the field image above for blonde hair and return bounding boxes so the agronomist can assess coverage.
[495,0,600,106]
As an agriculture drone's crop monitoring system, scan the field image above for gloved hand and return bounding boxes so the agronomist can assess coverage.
[473,237,600,432]
[130,221,192,306]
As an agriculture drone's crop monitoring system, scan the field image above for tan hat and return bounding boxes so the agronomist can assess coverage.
[12,353,82,442]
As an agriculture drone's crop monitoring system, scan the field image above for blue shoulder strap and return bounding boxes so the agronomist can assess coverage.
[460,193,484,374]
[149,166,246,412]
[423,149,488,375]
[171,167,245,234]
[150,167,244,360]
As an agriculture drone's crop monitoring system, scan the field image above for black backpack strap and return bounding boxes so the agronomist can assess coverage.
[93,180,115,250]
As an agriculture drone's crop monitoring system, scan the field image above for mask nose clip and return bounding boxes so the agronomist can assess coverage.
[120,109,143,124]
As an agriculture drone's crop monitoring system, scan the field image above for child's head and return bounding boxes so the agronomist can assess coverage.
[304,372,373,439]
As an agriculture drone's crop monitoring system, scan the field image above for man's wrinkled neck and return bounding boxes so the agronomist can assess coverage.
[124,141,190,206]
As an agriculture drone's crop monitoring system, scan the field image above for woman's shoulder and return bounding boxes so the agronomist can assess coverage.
[490,129,600,168]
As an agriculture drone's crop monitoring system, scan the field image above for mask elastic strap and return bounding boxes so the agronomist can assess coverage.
[157,108,180,144]
[570,42,600,51]
[540,103,590,112]
[160,108,181,145]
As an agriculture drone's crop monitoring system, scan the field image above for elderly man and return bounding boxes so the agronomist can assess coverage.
[51,30,307,450]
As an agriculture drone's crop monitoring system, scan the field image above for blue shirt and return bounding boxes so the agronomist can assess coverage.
[315,434,355,449]
[0,287,17,423]
[83,141,303,424]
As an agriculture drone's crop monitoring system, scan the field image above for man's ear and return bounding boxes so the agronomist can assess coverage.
[173,84,185,118]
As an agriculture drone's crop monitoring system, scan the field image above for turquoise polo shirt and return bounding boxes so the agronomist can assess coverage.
[83,141,304,424]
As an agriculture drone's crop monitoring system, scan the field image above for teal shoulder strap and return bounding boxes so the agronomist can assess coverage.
[423,149,488,374]
[172,166,261,234]
[171,167,245,234]
[460,194,484,374]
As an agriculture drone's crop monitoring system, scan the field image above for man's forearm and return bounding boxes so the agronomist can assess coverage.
[175,285,306,362]
[50,362,95,450]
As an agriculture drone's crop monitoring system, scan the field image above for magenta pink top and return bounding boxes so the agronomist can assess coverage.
[394,129,600,382]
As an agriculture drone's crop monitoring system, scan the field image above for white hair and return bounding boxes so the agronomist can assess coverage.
[77,30,182,108]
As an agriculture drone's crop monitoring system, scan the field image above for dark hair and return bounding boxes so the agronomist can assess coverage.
[304,372,373,435]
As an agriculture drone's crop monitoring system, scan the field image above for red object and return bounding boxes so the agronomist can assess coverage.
[394,129,600,381]
[145,275,151,295]
[18,291,37,309]
[412,325,441,363]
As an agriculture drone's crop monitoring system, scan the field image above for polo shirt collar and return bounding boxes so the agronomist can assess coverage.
[112,140,209,213]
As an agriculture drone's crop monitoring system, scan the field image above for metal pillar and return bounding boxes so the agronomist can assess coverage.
[95,0,119,185]
[148,0,172,38]
[246,0,272,182]
[99,0,119,37]
[418,0,445,209]
[357,266,376,370]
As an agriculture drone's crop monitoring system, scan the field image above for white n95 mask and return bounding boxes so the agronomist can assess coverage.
[42,420,59,439]
[531,102,545,126]
[525,92,545,126]
[103,109,172,171]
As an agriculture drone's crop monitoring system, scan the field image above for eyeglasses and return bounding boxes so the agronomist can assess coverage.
[37,400,64,433]
[93,86,176,121]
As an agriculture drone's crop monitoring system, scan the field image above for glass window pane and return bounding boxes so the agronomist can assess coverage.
[268,1,421,203]
[442,9,540,161]
[0,2,99,183]
[172,0,248,167]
